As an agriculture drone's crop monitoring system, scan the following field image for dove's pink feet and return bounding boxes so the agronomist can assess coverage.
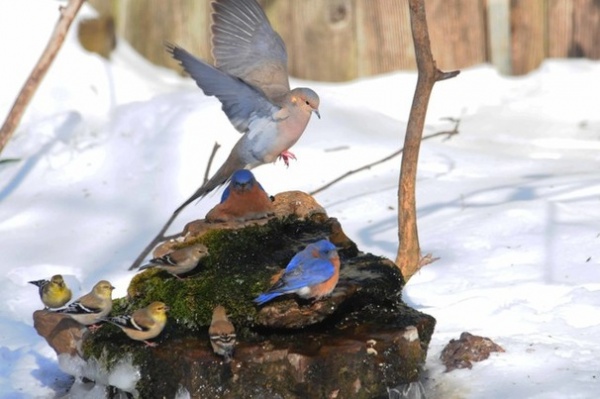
[278,151,297,167]
[88,323,104,333]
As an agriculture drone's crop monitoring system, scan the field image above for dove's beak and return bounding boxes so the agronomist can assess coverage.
[314,109,321,119]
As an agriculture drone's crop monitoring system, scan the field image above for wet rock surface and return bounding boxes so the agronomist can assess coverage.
[33,310,87,357]
[36,191,436,398]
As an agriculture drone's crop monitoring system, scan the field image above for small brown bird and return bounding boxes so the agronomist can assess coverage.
[103,302,170,347]
[139,244,209,279]
[54,280,115,328]
[29,274,72,309]
[209,305,236,362]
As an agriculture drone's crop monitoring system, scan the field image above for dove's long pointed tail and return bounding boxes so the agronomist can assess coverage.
[129,149,247,270]
[174,148,247,215]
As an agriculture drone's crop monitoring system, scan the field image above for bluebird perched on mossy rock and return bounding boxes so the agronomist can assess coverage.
[205,169,274,223]
[255,239,341,305]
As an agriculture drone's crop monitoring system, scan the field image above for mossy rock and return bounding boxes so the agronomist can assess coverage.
[81,210,435,398]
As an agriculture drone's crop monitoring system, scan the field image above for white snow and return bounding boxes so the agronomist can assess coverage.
[1,1,599,398]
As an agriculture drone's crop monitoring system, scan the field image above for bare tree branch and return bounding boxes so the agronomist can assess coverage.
[129,141,222,270]
[309,120,459,196]
[396,0,460,282]
[128,209,182,270]
[0,0,85,155]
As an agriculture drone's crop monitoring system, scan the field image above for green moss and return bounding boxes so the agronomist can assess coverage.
[81,214,433,398]
[125,217,349,332]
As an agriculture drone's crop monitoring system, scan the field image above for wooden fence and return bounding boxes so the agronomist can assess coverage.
[86,0,600,80]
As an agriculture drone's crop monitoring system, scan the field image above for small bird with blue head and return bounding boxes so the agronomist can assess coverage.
[205,169,274,222]
[254,239,341,305]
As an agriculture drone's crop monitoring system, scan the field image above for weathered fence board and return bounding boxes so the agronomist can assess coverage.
[87,0,600,79]
[510,0,547,75]
[548,0,600,59]
[114,0,212,68]
[428,0,488,71]
[356,0,414,75]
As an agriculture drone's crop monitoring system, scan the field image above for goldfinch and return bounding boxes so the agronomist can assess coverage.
[209,305,236,362]
[139,243,209,279]
[103,301,169,347]
[54,280,115,328]
[29,274,72,309]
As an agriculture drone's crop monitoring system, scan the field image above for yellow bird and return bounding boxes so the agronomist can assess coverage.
[139,244,209,279]
[29,274,72,309]
[103,302,170,347]
[54,280,115,329]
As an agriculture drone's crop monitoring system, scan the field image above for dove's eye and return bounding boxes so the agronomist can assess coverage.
[305,100,310,105]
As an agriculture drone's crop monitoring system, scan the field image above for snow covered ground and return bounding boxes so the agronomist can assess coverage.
[1,1,599,398]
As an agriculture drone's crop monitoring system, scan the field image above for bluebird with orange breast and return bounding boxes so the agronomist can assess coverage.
[205,169,274,222]
[254,239,340,305]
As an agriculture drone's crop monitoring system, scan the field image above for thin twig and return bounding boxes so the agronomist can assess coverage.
[437,70,460,81]
[419,253,440,267]
[406,253,440,277]
[128,210,182,270]
[129,142,222,270]
[0,0,85,156]
[309,120,460,196]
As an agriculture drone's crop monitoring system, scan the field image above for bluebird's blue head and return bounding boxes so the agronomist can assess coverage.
[313,239,337,257]
[220,169,258,203]
[231,169,255,186]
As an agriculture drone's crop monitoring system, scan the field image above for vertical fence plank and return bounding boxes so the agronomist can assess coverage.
[570,0,600,58]
[266,0,358,82]
[487,0,512,74]
[546,0,600,59]
[116,0,213,70]
[355,0,415,74]
[427,0,488,70]
[547,0,573,57]
[510,0,546,75]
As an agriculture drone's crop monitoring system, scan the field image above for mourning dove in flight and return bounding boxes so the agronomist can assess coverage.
[167,0,320,215]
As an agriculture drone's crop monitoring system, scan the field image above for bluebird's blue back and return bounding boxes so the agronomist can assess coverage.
[254,239,339,305]
[283,240,335,272]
